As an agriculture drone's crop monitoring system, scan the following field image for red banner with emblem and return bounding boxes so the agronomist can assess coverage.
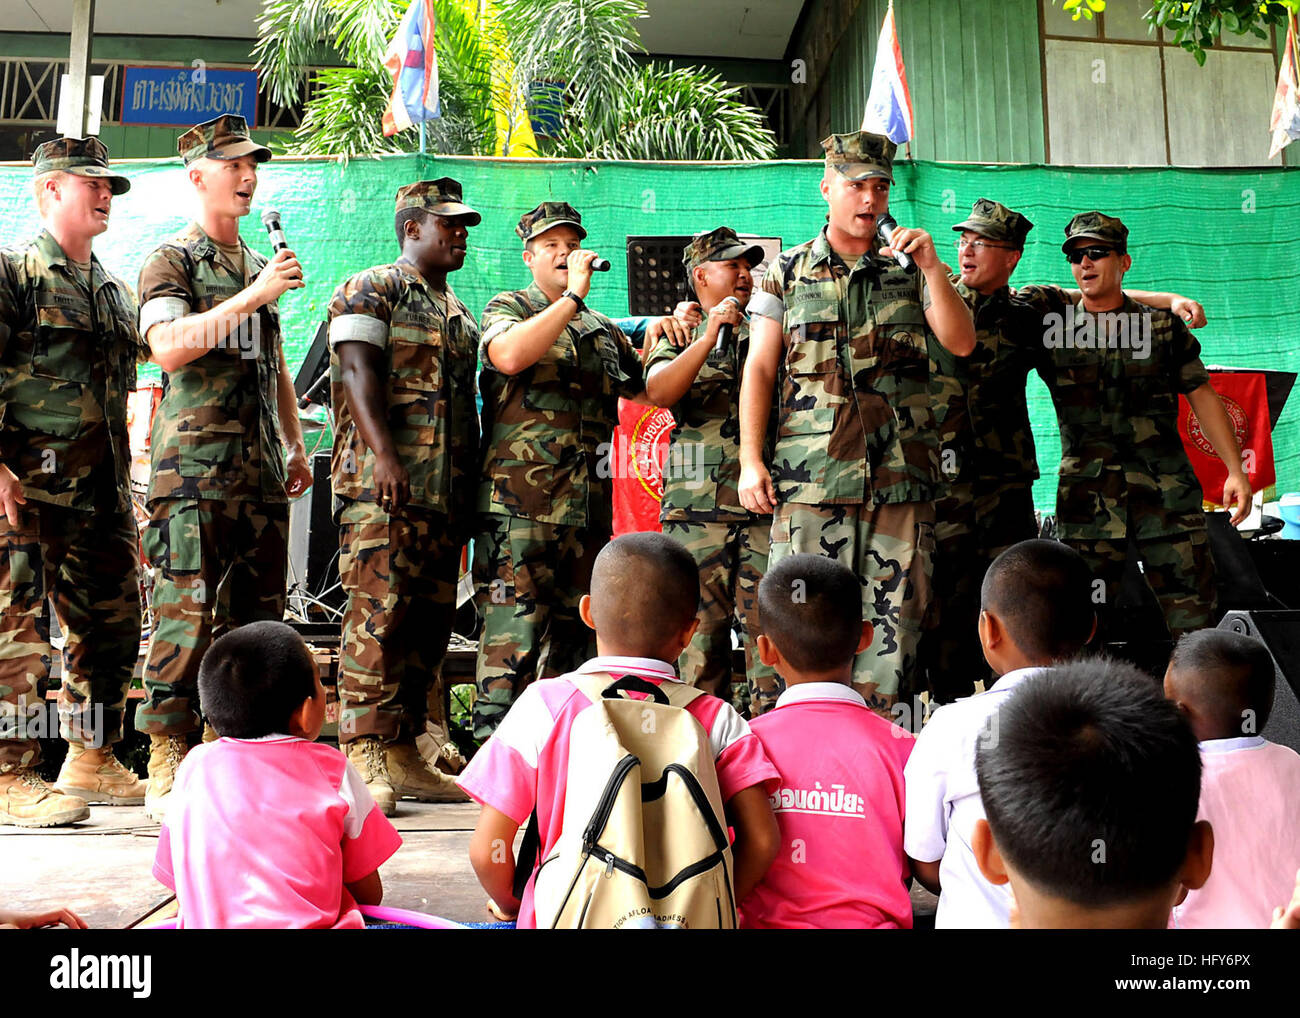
[611,398,675,535]
[1177,370,1274,505]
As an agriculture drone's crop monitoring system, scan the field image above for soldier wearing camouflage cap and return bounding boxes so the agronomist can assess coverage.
[918,199,1042,703]
[738,131,976,709]
[471,201,649,736]
[1,138,147,826]
[641,227,780,712]
[1021,211,1250,648]
[133,113,312,821]
[326,178,481,812]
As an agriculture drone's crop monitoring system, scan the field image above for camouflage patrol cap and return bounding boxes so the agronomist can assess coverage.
[682,227,765,274]
[821,131,896,183]
[952,198,1033,248]
[395,177,481,225]
[32,136,130,195]
[516,201,586,242]
[177,114,271,166]
[1062,210,1129,253]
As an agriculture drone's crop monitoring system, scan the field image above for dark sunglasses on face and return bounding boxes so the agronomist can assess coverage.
[1066,246,1117,265]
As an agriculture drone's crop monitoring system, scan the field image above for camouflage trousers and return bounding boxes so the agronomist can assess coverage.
[1067,521,1217,644]
[920,482,1038,704]
[472,514,602,737]
[136,498,288,737]
[0,498,141,771]
[662,517,780,714]
[769,501,934,705]
[337,502,461,744]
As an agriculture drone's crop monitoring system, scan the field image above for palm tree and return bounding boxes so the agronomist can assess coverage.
[253,0,777,160]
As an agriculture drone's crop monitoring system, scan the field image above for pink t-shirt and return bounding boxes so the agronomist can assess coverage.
[456,656,781,929]
[740,682,915,929]
[153,735,402,929]
[1172,736,1300,930]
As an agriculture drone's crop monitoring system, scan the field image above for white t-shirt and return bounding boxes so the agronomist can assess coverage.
[903,666,1047,929]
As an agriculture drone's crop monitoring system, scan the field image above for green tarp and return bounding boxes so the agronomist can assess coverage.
[3,152,1297,510]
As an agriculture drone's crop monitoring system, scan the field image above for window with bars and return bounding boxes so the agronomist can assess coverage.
[1040,0,1284,166]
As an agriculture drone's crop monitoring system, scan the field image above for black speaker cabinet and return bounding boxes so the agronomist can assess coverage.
[1218,610,1300,754]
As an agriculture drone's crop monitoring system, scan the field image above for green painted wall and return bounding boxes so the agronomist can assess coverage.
[2,153,1297,507]
[825,0,1047,162]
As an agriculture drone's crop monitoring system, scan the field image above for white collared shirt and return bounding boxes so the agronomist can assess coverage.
[903,666,1049,929]
[774,681,868,710]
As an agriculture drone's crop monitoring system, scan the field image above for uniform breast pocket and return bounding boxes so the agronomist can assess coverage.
[177,420,245,477]
[32,304,96,384]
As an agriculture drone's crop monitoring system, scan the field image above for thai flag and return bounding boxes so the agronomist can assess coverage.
[861,0,913,145]
[381,0,439,137]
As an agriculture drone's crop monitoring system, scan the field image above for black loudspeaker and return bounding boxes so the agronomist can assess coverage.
[625,234,783,316]
[287,451,343,620]
[1218,610,1300,754]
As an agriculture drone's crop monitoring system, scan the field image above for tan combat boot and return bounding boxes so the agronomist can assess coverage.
[0,768,90,828]
[387,740,469,803]
[346,736,397,817]
[145,734,189,823]
[55,743,146,805]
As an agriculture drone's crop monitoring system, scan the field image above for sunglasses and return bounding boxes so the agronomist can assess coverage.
[1066,246,1118,264]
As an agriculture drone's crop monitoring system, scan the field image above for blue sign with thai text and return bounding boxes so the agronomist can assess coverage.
[121,66,258,127]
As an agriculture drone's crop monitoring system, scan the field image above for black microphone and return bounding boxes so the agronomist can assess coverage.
[590,257,611,272]
[260,208,289,253]
[875,213,917,275]
[714,295,742,354]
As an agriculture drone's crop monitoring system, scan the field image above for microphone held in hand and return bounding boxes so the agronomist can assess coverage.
[876,214,917,275]
[589,257,611,272]
[260,208,289,253]
[714,295,743,354]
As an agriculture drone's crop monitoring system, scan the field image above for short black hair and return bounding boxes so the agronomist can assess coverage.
[758,554,861,672]
[395,206,429,246]
[589,533,699,657]
[198,621,317,739]
[1169,628,1277,733]
[976,658,1202,907]
[981,539,1095,661]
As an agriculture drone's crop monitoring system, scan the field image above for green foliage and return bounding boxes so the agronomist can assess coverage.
[1058,0,1106,21]
[253,0,777,161]
[1144,1,1298,66]
[552,63,777,160]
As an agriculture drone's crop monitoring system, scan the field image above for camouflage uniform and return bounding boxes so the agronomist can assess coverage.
[328,178,482,745]
[748,133,939,703]
[0,139,143,770]
[921,201,1041,703]
[1025,211,1217,642]
[646,228,779,713]
[135,116,288,738]
[473,202,645,736]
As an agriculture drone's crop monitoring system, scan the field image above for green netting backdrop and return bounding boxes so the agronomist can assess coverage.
[3,152,1297,510]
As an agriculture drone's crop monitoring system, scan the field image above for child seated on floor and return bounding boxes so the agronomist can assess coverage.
[153,621,402,929]
[972,657,1212,929]
[1164,628,1300,929]
[457,531,781,928]
[904,539,1096,928]
[739,554,914,928]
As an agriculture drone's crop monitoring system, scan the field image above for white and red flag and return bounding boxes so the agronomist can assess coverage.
[381,0,440,137]
[861,0,913,144]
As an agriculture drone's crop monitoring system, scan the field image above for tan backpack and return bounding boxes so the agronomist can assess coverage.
[527,674,738,929]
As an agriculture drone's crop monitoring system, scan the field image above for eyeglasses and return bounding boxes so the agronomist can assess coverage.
[1066,246,1117,264]
[955,238,1014,252]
